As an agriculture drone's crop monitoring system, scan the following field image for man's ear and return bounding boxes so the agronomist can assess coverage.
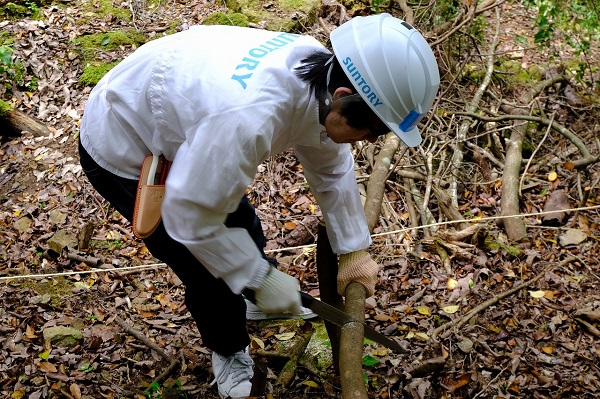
[332,87,354,101]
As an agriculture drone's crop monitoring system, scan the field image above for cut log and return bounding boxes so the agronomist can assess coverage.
[0,108,51,137]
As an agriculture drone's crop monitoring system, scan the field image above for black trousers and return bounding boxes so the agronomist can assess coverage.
[79,141,267,356]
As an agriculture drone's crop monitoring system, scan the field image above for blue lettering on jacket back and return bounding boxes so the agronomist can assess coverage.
[231,33,300,90]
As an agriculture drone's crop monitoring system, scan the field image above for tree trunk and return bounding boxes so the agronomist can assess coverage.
[499,117,528,241]
[0,108,51,137]
[340,283,368,399]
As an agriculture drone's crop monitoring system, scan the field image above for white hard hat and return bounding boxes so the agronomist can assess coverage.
[330,13,440,147]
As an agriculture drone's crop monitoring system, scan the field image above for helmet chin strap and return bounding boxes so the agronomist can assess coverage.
[319,55,336,125]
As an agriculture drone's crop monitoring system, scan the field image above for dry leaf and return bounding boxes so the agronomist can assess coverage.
[26,324,37,339]
[441,305,460,314]
[70,383,82,399]
[529,290,546,298]
[559,229,587,246]
[38,362,58,373]
[303,380,320,388]
[417,306,431,316]
[449,372,472,393]
[414,332,429,341]
[275,332,296,341]
[373,347,388,356]
[374,313,393,321]
[542,190,571,226]
[251,337,265,350]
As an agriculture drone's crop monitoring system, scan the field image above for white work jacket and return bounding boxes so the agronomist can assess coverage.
[80,25,372,293]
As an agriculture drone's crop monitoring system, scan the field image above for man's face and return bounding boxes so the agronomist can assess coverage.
[324,108,380,144]
[324,88,389,144]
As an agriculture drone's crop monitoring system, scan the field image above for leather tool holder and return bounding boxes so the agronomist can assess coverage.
[132,155,171,239]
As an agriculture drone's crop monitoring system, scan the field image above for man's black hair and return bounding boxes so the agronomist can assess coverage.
[295,50,386,133]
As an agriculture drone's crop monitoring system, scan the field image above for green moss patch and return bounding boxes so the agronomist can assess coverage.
[462,59,544,91]
[79,0,130,22]
[19,276,74,307]
[78,61,119,87]
[0,99,12,116]
[74,30,147,56]
[484,236,522,257]
[1,1,42,19]
[226,0,320,32]
[495,60,533,87]
[203,12,249,27]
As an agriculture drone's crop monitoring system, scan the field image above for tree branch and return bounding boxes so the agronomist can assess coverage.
[452,111,598,169]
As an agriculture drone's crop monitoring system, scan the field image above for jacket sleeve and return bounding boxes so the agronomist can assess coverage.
[294,136,372,254]
[160,112,274,294]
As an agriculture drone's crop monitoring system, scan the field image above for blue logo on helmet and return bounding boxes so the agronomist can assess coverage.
[342,57,383,108]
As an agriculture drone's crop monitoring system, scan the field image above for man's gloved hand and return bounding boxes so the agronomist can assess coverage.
[254,268,302,314]
[337,250,380,297]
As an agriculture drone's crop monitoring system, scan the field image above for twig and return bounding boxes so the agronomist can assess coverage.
[114,316,173,361]
[114,316,181,385]
[453,112,598,168]
[128,0,139,31]
[570,170,598,227]
[519,113,554,195]
[575,318,600,339]
[318,17,330,35]
[405,357,446,378]
[448,7,500,207]
[464,141,504,170]
[432,256,579,340]
[420,152,434,224]
[153,359,181,386]
[65,251,103,267]
[396,0,413,24]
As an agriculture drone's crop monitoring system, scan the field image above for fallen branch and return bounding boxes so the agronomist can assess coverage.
[114,316,181,385]
[364,135,402,230]
[405,356,447,378]
[433,187,469,232]
[453,112,598,169]
[0,108,52,137]
[431,256,579,341]
[447,7,499,208]
[575,318,600,339]
[274,329,315,390]
[431,0,503,47]
[65,251,104,267]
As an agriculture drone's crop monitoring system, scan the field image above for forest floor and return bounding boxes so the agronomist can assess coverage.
[1,1,600,398]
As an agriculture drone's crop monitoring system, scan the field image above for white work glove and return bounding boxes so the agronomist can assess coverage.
[337,250,380,297]
[254,267,302,314]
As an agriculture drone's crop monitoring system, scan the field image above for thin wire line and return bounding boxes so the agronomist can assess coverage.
[371,204,600,238]
[3,204,599,282]
[0,264,167,282]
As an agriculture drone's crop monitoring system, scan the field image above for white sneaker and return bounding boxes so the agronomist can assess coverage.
[211,347,254,399]
[245,299,318,321]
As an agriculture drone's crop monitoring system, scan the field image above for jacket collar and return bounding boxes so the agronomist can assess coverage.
[289,93,324,148]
